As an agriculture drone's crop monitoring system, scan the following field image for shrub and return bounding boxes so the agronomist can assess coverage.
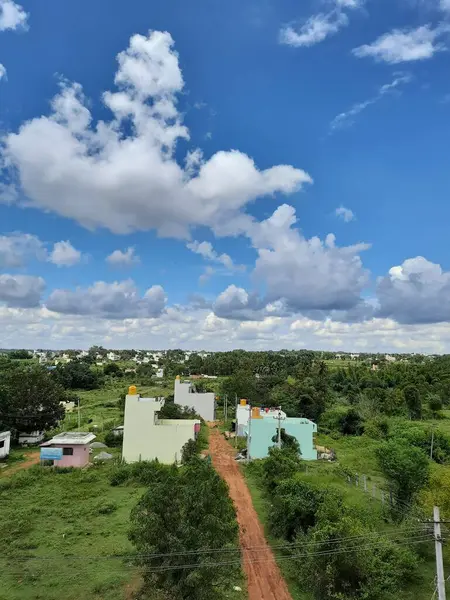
[104,431,123,447]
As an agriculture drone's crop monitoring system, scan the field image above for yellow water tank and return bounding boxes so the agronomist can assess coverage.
[128,385,137,395]
[240,399,247,406]
[252,407,262,419]
[176,375,180,380]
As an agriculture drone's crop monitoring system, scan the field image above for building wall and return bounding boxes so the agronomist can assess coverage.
[122,394,200,464]
[174,379,215,421]
[54,444,90,467]
[248,418,317,461]
[0,432,11,459]
[18,431,44,446]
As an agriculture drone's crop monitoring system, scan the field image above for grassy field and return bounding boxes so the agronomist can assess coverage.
[0,461,148,600]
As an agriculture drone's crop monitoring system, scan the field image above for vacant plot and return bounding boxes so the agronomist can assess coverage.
[0,463,147,600]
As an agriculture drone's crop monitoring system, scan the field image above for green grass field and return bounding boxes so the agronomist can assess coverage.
[0,462,148,600]
[241,435,442,600]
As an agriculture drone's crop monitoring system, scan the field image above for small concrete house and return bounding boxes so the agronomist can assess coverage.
[236,400,287,437]
[174,376,215,421]
[122,386,200,464]
[0,431,11,459]
[40,432,96,467]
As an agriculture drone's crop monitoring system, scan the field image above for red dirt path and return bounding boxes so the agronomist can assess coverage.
[0,451,40,476]
[208,428,293,600]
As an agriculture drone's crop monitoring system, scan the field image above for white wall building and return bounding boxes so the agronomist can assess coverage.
[0,431,11,459]
[107,352,119,361]
[18,431,44,446]
[122,386,200,464]
[174,377,215,421]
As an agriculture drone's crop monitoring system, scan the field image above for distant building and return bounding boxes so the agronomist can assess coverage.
[174,376,215,421]
[40,432,96,467]
[155,368,164,378]
[385,354,396,363]
[0,431,11,459]
[18,431,44,446]
[107,352,119,361]
[246,407,317,461]
[122,386,200,464]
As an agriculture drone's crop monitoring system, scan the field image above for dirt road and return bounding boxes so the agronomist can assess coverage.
[0,451,40,476]
[209,428,293,600]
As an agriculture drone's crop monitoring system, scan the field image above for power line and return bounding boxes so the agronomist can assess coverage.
[0,532,433,565]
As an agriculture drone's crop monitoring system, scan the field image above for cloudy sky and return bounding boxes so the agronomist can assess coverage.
[0,0,450,352]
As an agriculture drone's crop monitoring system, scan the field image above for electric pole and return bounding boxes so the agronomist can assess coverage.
[274,408,285,449]
[224,394,228,423]
[434,506,446,600]
[247,406,252,462]
[234,394,238,448]
[431,424,436,460]
[77,397,81,431]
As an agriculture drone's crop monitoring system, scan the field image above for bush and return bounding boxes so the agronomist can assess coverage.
[97,502,118,515]
[262,446,303,492]
[104,431,123,448]
[365,417,390,439]
[109,460,172,487]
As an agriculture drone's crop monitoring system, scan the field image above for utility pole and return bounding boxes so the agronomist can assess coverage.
[434,506,446,600]
[431,424,436,460]
[224,394,228,424]
[77,397,81,431]
[234,394,238,448]
[274,408,285,449]
[246,404,252,463]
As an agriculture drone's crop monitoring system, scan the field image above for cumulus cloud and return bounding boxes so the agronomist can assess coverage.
[335,206,355,222]
[187,240,243,271]
[353,25,448,64]
[249,204,370,313]
[0,0,27,31]
[3,30,310,239]
[0,63,6,81]
[377,256,450,324]
[48,241,82,267]
[213,284,265,320]
[0,274,44,307]
[0,233,46,267]
[46,280,167,319]
[330,73,411,131]
[106,247,140,267]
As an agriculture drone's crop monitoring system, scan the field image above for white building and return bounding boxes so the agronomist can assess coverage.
[107,352,119,361]
[18,431,44,446]
[122,386,200,464]
[155,368,164,378]
[174,377,215,421]
[0,431,11,459]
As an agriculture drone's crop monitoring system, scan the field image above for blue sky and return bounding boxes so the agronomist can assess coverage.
[1,0,450,351]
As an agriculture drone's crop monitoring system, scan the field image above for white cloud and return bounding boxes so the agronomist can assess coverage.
[187,240,243,271]
[213,285,265,320]
[3,30,310,239]
[48,241,82,267]
[46,280,167,319]
[330,73,411,131]
[335,206,355,222]
[106,247,140,267]
[249,204,370,312]
[0,274,44,307]
[0,233,46,267]
[0,0,27,31]
[280,11,349,47]
[199,266,215,285]
[0,63,6,81]
[377,256,450,324]
[353,25,447,64]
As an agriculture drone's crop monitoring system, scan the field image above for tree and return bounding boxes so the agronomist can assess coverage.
[403,385,422,420]
[181,438,198,464]
[263,446,303,492]
[8,349,32,360]
[428,394,443,418]
[339,408,365,436]
[104,362,123,377]
[129,458,239,600]
[53,361,101,390]
[376,440,429,511]
[0,365,66,434]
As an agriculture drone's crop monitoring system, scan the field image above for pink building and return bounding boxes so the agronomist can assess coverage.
[40,432,96,467]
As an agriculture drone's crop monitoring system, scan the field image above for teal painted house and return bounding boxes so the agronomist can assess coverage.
[247,416,317,460]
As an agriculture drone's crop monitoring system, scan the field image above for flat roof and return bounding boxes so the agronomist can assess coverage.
[0,431,11,439]
[41,432,96,446]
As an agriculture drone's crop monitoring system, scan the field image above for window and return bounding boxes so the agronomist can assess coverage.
[0,440,4,449]
[63,447,73,456]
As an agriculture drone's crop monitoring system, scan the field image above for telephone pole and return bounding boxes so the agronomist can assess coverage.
[274,408,285,449]
[234,395,238,448]
[246,404,252,463]
[77,397,81,431]
[224,394,228,423]
[434,506,446,600]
